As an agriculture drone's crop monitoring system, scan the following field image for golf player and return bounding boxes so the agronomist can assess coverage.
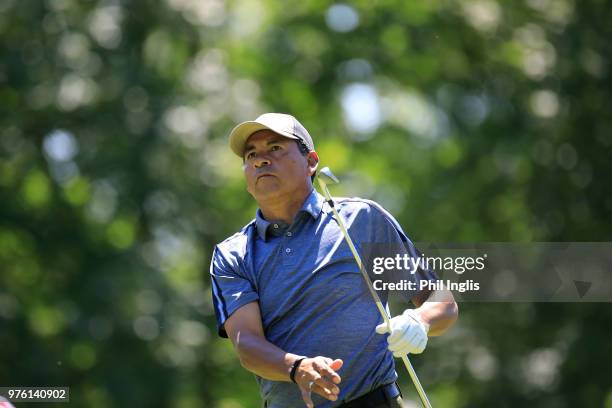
[210,113,458,407]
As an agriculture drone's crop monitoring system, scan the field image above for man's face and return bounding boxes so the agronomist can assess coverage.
[242,130,316,202]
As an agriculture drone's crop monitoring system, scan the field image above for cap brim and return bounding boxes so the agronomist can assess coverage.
[228,121,298,157]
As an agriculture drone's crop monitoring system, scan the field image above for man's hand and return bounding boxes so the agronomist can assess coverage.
[294,356,343,408]
[375,309,430,356]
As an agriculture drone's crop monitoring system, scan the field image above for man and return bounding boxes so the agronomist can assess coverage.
[210,113,458,407]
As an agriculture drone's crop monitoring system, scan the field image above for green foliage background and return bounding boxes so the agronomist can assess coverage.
[1,0,611,406]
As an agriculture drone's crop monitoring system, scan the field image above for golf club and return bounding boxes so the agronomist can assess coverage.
[316,166,433,408]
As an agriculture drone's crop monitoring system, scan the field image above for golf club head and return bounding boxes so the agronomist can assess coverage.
[317,167,340,185]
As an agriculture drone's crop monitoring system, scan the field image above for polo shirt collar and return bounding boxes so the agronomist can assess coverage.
[301,188,325,220]
[255,189,324,241]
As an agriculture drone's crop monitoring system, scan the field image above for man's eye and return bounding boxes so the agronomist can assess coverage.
[245,152,256,160]
[270,145,281,151]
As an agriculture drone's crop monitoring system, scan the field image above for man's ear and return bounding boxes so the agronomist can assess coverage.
[307,151,319,177]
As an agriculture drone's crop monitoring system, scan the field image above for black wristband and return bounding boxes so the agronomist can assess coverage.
[289,357,307,383]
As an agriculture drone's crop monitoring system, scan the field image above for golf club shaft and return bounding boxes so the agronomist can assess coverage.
[317,179,433,408]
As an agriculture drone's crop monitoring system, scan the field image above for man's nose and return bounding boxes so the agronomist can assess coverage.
[253,155,271,168]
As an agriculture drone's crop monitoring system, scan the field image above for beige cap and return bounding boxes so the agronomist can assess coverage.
[228,113,315,157]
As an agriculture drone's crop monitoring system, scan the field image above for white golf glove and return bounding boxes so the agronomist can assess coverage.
[375,309,429,356]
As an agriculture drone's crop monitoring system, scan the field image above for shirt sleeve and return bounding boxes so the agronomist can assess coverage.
[367,203,439,302]
[210,245,260,338]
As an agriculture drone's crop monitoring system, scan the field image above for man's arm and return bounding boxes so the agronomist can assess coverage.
[411,287,459,337]
[224,301,342,407]
[224,301,298,380]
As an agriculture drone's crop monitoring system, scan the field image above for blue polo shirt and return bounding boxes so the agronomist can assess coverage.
[210,189,437,407]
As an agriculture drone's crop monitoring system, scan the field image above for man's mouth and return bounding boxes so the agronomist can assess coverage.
[256,173,276,181]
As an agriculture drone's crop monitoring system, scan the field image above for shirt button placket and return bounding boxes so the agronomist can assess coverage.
[283,228,296,266]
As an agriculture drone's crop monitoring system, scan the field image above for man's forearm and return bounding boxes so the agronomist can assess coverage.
[415,299,458,336]
[235,331,302,381]
[413,288,459,337]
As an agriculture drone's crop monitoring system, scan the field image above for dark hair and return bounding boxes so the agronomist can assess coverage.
[295,140,316,183]
[295,139,310,155]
